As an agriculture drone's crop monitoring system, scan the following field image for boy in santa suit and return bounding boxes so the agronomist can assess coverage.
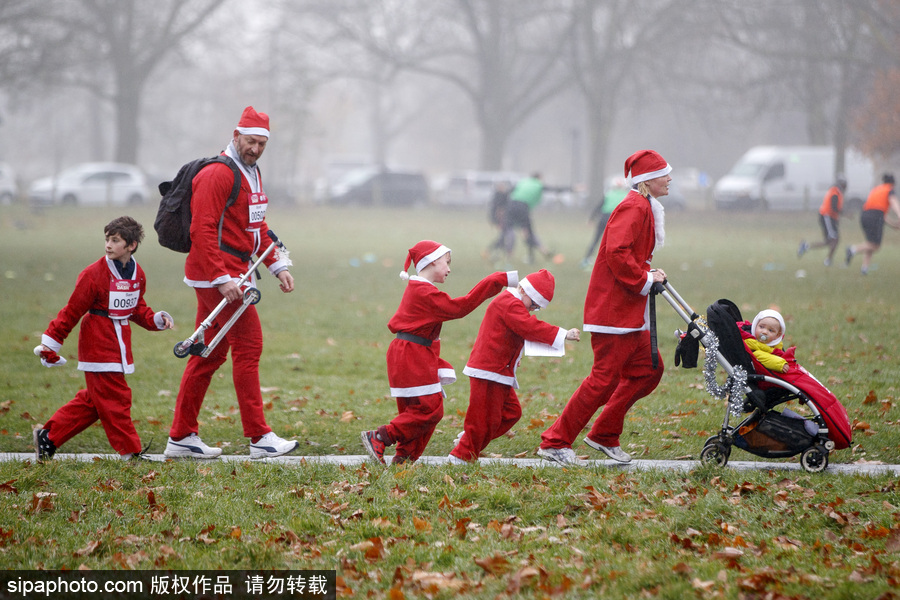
[361,240,518,465]
[33,216,174,460]
[449,269,580,464]
[539,150,671,466]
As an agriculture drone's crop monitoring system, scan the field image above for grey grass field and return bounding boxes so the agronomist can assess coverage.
[0,203,898,598]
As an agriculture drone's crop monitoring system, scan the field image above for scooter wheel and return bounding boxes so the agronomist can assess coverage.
[173,341,192,359]
[245,288,262,305]
[700,442,730,467]
[800,445,829,473]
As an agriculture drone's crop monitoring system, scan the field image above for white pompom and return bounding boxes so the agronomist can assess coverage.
[399,270,410,280]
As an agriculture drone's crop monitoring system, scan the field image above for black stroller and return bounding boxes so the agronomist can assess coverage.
[656,282,851,473]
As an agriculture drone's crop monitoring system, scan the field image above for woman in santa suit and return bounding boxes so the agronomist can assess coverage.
[539,150,671,466]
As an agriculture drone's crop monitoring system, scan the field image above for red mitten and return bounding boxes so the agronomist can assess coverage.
[33,345,67,368]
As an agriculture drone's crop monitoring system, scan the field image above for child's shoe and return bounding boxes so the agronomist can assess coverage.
[164,433,222,459]
[33,426,56,461]
[536,446,583,466]
[249,432,299,459]
[122,440,154,461]
[447,454,468,465]
[797,241,809,257]
[360,430,386,465]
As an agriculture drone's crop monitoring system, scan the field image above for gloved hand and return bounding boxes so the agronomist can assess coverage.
[34,345,67,368]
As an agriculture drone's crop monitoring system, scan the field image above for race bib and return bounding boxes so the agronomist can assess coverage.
[108,278,140,319]
[248,193,268,224]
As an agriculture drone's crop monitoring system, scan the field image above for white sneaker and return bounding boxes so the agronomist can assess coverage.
[536,446,584,466]
[583,437,632,463]
[249,432,299,459]
[447,454,469,465]
[164,434,222,459]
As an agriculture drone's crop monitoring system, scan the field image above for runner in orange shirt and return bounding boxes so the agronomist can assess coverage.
[846,173,900,275]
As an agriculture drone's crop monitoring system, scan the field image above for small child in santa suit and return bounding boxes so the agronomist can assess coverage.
[361,240,518,465]
[33,216,174,460]
[449,269,580,464]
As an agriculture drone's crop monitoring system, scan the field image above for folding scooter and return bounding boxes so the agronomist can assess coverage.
[173,230,287,359]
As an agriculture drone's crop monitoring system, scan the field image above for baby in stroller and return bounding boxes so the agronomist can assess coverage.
[739,309,819,437]
[667,289,852,472]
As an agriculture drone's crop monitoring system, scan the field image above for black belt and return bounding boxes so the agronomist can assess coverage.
[89,309,109,317]
[396,332,432,347]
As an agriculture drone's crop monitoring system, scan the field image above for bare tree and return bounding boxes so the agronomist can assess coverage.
[0,0,229,165]
[287,0,574,171]
[710,1,882,175]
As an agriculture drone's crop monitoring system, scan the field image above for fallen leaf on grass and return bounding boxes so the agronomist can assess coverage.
[30,492,56,513]
[350,536,386,560]
[410,571,465,593]
[73,540,101,557]
[474,553,510,575]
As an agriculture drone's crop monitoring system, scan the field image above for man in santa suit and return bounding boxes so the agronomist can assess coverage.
[449,269,580,464]
[539,150,671,466]
[360,240,518,465]
[165,106,297,460]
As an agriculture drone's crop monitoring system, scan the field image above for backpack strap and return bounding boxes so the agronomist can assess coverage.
[212,156,251,263]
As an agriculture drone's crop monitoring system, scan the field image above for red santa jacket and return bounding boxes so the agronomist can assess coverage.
[184,155,288,288]
[42,257,165,373]
[584,190,657,333]
[386,271,518,397]
[463,289,566,389]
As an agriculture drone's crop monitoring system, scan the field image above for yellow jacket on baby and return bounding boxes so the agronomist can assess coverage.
[744,338,787,373]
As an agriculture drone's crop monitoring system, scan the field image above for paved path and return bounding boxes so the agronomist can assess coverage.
[2,452,898,476]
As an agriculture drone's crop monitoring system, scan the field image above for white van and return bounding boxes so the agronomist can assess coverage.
[713,146,874,211]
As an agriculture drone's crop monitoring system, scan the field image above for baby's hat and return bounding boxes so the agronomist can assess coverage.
[520,269,555,309]
[400,240,450,280]
[751,309,786,347]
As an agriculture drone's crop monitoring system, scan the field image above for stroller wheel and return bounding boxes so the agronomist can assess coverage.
[700,442,730,467]
[800,445,829,473]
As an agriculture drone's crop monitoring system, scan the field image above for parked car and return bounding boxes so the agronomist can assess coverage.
[435,171,525,206]
[329,167,430,206]
[29,162,150,207]
[0,162,18,204]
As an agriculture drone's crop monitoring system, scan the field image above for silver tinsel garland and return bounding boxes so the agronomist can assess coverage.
[701,330,748,418]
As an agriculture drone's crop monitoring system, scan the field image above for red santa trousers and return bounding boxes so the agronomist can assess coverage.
[379,392,444,462]
[451,378,521,462]
[541,330,663,449]
[44,371,142,455]
[169,287,271,440]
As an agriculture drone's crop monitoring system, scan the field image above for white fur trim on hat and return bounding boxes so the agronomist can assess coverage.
[752,309,786,347]
[416,245,450,273]
[236,126,270,137]
[631,164,672,184]
[520,278,548,309]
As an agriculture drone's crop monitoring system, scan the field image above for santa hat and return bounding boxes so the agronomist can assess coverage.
[235,106,270,138]
[625,150,671,184]
[752,309,786,347]
[399,240,450,280]
[520,269,555,309]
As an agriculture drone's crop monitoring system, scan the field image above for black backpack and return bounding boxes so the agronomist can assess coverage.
[154,155,244,256]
